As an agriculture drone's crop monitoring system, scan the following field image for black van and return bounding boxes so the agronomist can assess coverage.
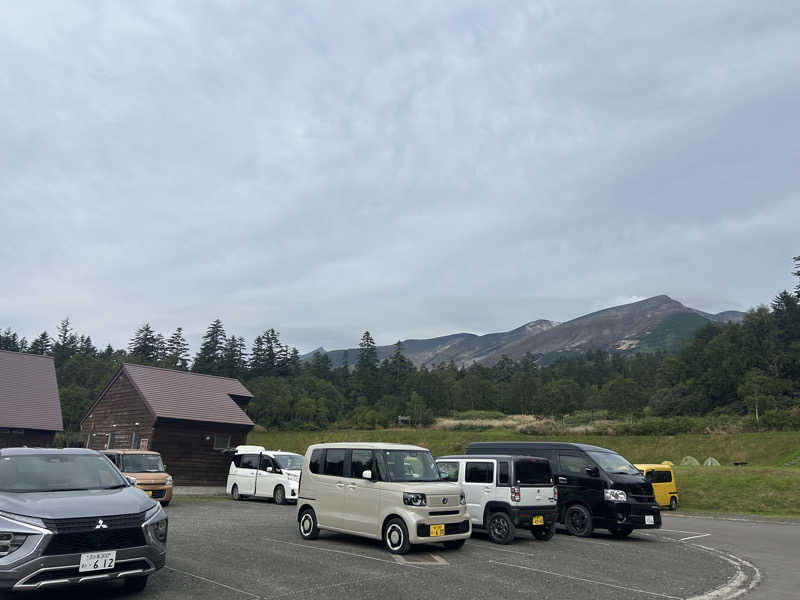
[466,442,661,537]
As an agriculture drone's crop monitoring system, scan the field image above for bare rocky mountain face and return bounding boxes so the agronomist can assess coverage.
[307,295,745,368]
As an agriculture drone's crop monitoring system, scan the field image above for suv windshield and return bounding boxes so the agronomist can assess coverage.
[274,454,304,470]
[0,453,128,493]
[587,451,639,475]
[121,454,165,473]
[378,450,441,482]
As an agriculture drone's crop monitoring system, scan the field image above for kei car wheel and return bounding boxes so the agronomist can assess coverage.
[564,504,594,537]
[298,507,319,540]
[383,518,411,554]
[274,485,286,505]
[670,496,678,511]
[531,525,555,541]
[487,512,515,545]
[231,484,242,501]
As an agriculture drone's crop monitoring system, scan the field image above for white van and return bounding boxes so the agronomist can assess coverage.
[436,454,558,544]
[296,443,471,554]
[226,445,304,504]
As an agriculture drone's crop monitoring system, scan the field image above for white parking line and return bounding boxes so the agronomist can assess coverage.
[259,537,426,569]
[679,533,712,542]
[165,565,262,599]
[393,553,450,565]
[488,560,682,599]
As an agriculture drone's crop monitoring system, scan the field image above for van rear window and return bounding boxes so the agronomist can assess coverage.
[309,449,323,474]
[514,459,551,486]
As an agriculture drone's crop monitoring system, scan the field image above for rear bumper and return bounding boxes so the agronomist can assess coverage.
[510,505,558,528]
[0,545,166,591]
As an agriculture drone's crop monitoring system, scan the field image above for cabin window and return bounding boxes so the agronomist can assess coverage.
[213,434,231,450]
[131,432,140,449]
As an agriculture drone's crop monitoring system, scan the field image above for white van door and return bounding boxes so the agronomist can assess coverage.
[237,453,259,496]
[463,460,495,525]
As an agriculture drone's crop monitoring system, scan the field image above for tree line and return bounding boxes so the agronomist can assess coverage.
[3,257,799,431]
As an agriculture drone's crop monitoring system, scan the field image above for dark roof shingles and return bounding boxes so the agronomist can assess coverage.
[0,350,63,431]
[123,363,254,427]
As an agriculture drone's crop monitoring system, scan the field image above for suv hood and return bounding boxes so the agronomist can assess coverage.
[0,487,156,520]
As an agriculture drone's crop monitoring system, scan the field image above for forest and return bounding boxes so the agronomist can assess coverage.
[2,258,799,433]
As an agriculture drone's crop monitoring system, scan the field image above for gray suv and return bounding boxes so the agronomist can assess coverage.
[0,447,167,593]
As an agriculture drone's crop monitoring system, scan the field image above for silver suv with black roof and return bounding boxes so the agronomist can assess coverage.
[0,447,167,593]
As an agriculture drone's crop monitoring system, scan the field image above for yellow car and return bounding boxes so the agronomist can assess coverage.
[635,463,678,511]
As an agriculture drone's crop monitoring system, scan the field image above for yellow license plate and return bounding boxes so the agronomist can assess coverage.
[430,524,445,537]
[145,490,152,497]
[532,515,544,525]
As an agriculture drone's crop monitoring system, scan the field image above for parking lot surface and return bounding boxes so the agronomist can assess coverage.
[13,500,783,600]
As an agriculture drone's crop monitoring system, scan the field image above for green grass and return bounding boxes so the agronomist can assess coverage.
[248,428,800,517]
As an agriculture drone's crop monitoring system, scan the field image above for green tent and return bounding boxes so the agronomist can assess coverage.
[704,457,721,467]
[680,455,700,466]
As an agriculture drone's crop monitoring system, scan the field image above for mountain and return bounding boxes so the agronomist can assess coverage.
[307,295,746,368]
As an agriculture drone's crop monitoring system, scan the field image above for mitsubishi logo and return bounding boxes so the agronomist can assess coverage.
[442,497,448,505]
[95,519,109,529]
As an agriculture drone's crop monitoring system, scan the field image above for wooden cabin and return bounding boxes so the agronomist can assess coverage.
[81,363,254,485]
[0,350,63,448]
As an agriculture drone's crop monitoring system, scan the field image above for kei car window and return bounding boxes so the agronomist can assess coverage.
[648,470,672,483]
[0,453,128,492]
[465,461,494,484]
[121,454,164,473]
[350,450,373,478]
[437,461,460,482]
[323,449,346,476]
[377,450,441,482]
[309,449,322,474]
[497,461,510,486]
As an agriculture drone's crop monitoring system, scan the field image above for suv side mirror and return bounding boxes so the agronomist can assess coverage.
[585,465,599,477]
[362,470,373,480]
[266,467,273,472]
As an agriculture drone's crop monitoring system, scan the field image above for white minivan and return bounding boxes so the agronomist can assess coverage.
[296,443,471,554]
[226,445,304,504]
[436,454,558,544]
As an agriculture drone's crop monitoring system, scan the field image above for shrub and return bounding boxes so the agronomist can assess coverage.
[450,410,507,421]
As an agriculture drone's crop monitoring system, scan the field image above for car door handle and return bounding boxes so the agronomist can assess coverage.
[336,482,345,488]
[558,477,567,484]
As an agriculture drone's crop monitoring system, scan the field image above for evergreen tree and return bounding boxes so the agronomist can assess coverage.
[288,347,301,375]
[192,319,227,375]
[78,335,97,356]
[222,335,247,378]
[164,327,190,370]
[28,331,52,355]
[128,323,161,363]
[52,318,78,368]
[356,331,379,402]
[0,328,26,352]
[309,351,333,380]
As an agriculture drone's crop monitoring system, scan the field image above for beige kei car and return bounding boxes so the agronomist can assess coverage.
[296,442,471,554]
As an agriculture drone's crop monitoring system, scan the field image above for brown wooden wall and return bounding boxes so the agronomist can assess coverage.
[151,419,251,486]
[0,428,56,448]
[80,372,156,451]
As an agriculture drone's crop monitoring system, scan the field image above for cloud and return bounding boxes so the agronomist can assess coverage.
[1,1,798,353]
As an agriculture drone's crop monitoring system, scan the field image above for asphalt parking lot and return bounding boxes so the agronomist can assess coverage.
[14,500,795,600]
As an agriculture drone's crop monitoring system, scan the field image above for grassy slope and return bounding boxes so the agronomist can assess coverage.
[248,429,800,516]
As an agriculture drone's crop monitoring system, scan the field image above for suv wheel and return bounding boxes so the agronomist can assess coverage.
[383,518,411,554]
[231,484,242,501]
[124,575,149,592]
[531,525,554,541]
[564,505,593,537]
[274,485,286,505]
[609,525,634,538]
[669,496,678,511]
[298,507,319,540]
[487,512,514,545]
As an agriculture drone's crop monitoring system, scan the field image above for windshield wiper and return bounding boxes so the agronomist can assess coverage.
[44,488,90,492]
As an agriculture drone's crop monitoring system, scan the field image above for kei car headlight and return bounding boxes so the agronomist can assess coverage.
[604,489,627,502]
[165,476,173,486]
[403,492,427,507]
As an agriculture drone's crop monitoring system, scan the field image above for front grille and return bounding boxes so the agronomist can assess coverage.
[43,511,147,534]
[23,560,152,586]
[151,489,166,499]
[43,528,147,556]
[416,520,470,538]
[631,494,655,503]
[429,510,459,516]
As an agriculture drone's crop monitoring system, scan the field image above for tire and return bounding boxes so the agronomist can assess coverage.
[298,507,319,540]
[124,575,149,592]
[383,517,411,554]
[564,504,593,537]
[231,484,242,501]
[160,500,170,507]
[487,512,515,545]
[609,525,634,538]
[442,539,466,550]
[669,497,678,511]
[531,525,555,541]
[274,485,286,505]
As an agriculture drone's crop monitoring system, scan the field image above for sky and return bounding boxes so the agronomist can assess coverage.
[1,1,799,354]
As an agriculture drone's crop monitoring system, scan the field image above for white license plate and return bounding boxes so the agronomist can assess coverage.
[79,550,116,573]
[645,515,655,525]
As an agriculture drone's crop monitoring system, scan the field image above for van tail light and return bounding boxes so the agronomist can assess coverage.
[553,486,558,502]
[298,472,302,495]
[511,486,521,503]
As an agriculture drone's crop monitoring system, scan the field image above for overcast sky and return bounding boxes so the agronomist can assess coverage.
[1,1,798,354]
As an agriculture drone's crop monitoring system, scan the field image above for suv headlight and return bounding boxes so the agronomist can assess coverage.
[604,489,627,502]
[0,532,28,557]
[148,519,168,543]
[143,504,168,547]
[403,492,427,507]
[165,476,173,486]
[460,491,466,505]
